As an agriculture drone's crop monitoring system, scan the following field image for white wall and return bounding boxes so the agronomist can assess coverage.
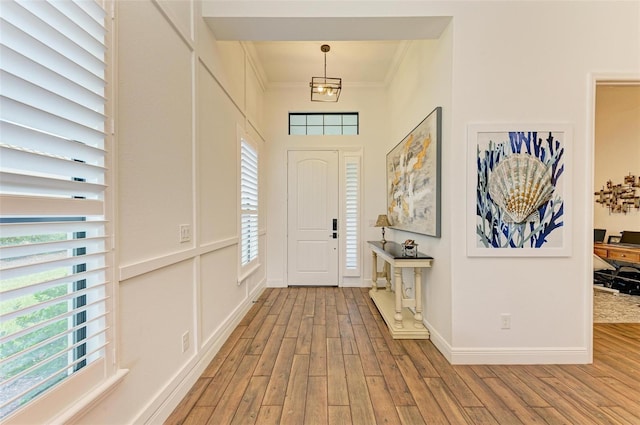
[77,1,268,423]
[594,85,640,238]
[446,2,639,364]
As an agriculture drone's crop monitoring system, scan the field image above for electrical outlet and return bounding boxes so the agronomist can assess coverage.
[500,313,511,329]
[181,331,190,352]
[179,224,191,243]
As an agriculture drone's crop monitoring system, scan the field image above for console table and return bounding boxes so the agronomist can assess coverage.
[368,241,433,339]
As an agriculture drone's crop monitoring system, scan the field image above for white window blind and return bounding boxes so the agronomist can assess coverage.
[240,139,258,266]
[0,0,110,420]
[344,157,360,276]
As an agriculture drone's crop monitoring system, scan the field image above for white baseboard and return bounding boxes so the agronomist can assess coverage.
[424,320,589,365]
[267,278,286,288]
[449,347,590,365]
[142,280,267,424]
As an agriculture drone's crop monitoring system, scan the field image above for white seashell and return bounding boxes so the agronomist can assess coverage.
[488,154,554,223]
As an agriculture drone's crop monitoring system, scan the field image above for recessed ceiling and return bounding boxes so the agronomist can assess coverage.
[204,16,451,86]
[249,41,407,86]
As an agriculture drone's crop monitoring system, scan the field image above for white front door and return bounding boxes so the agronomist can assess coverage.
[287,150,339,286]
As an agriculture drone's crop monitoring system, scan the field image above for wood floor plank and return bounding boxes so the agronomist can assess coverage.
[424,377,474,424]
[396,406,427,425]
[344,355,377,425]
[335,289,349,315]
[182,406,214,425]
[197,338,251,407]
[338,314,358,355]
[352,324,382,376]
[262,337,297,405]
[506,368,603,425]
[309,324,327,376]
[164,378,211,425]
[267,288,288,315]
[275,296,296,327]
[366,375,402,425]
[242,304,273,339]
[295,315,314,354]
[247,314,277,355]
[314,288,327,325]
[463,407,500,425]
[395,354,449,424]
[374,348,415,406]
[328,406,352,425]
[280,354,310,425]
[284,302,304,338]
[202,325,247,377]
[540,376,619,424]
[327,337,349,405]
[346,296,364,325]
[255,406,282,425]
[229,376,269,425]
[207,355,260,424]
[531,407,574,425]
[600,406,640,425]
[453,366,523,425]
[400,339,439,378]
[253,324,287,376]
[491,366,550,408]
[304,376,328,425]
[302,287,315,318]
[325,304,340,338]
[482,377,547,424]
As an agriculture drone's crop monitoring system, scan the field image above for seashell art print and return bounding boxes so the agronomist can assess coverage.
[487,154,554,223]
[471,128,568,253]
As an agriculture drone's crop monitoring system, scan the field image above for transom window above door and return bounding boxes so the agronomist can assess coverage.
[289,112,359,136]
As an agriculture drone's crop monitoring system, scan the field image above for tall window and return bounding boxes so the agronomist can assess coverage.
[0,0,111,420]
[343,156,361,276]
[240,138,258,266]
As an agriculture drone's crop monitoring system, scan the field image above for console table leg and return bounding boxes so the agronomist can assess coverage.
[371,251,378,292]
[414,267,424,328]
[384,262,391,291]
[394,267,403,328]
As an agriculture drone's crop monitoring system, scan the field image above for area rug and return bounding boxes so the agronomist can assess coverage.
[593,291,640,323]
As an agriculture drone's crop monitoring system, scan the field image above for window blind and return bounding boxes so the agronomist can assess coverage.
[240,139,258,266]
[344,157,360,275]
[0,0,109,419]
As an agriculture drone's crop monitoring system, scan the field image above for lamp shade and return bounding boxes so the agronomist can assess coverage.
[375,214,391,227]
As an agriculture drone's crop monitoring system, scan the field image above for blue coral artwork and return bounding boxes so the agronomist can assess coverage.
[467,124,572,257]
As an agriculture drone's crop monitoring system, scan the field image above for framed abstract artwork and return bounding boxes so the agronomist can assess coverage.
[386,107,442,237]
[467,124,572,257]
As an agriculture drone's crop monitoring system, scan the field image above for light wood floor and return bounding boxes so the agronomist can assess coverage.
[165,287,640,425]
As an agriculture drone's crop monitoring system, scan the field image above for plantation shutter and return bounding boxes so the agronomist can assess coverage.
[344,157,360,276]
[240,139,258,266]
[0,0,110,419]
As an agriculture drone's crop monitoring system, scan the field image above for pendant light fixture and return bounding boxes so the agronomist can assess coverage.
[310,44,341,102]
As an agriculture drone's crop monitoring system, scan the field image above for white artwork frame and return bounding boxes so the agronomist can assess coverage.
[467,123,572,257]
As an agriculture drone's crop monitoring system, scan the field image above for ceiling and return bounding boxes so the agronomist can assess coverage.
[248,41,407,86]
[205,16,452,87]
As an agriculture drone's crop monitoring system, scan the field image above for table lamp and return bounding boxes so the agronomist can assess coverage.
[375,214,391,243]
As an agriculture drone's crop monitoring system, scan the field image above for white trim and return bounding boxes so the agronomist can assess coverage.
[119,237,238,281]
[425,320,589,365]
[449,347,590,365]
